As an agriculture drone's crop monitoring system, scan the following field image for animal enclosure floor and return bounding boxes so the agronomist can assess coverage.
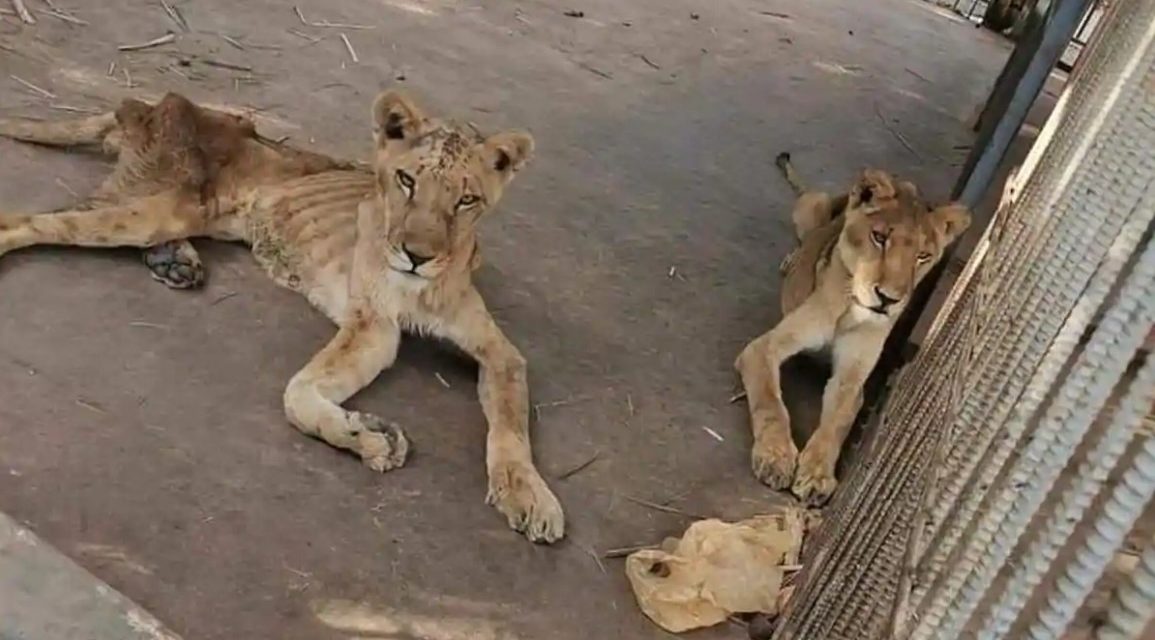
[0,1,1009,638]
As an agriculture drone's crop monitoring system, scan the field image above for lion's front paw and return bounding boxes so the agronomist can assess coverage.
[350,413,409,472]
[143,240,205,289]
[751,437,799,490]
[792,460,837,507]
[487,462,565,544]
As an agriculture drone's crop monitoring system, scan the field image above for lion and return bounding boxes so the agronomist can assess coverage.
[0,90,565,543]
[735,152,971,506]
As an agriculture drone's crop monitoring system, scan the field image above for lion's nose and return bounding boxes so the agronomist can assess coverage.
[874,286,901,308]
[402,245,434,267]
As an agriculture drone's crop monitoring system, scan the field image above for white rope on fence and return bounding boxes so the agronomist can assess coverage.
[979,355,1155,639]
[1028,432,1155,639]
[1095,536,1155,640]
[920,234,1155,639]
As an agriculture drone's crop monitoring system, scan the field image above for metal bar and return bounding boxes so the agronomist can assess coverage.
[955,0,1093,205]
[971,0,1050,135]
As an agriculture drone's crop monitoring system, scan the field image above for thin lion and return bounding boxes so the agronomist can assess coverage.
[0,90,564,543]
[736,152,971,506]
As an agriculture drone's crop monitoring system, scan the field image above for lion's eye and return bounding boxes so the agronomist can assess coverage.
[870,230,888,247]
[394,170,415,198]
[456,194,480,209]
[917,251,933,264]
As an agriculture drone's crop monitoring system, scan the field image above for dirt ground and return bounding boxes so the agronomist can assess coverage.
[0,1,1011,638]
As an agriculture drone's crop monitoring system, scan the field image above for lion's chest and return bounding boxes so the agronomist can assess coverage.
[368,271,454,338]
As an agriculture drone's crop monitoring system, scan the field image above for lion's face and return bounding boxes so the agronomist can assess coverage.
[839,169,971,319]
[368,90,533,281]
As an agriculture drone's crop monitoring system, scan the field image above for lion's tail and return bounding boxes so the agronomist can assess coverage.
[775,151,807,196]
[0,112,117,150]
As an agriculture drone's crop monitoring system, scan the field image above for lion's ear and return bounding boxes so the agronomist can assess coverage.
[852,168,898,207]
[482,130,534,176]
[929,202,972,244]
[371,90,427,146]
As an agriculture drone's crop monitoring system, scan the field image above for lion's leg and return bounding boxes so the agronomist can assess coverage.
[283,310,407,472]
[790,192,836,241]
[735,299,835,489]
[792,326,886,506]
[0,112,117,151]
[0,191,208,256]
[443,289,564,544]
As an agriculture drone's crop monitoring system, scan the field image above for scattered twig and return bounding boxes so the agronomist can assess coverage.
[10,74,55,99]
[219,33,245,50]
[75,398,107,413]
[210,291,239,305]
[577,62,614,80]
[118,32,176,52]
[904,67,930,83]
[287,28,323,44]
[636,53,661,70]
[532,395,592,419]
[873,103,921,161]
[282,563,312,579]
[128,321,168,329]
[556,450,600,480]
[49,103,100,114]
[293,5,374,29]
[11,0,35,24]
[563,9,584,18]
[626,393,635,417]
[339,32,358,63]
[576,540,606,573]
[434,372,451,388]
[159,0,189,32]
[122,67,134,88]
[729,390,747,404]
[198,57,253,72]
[757,10,791,19]
[603,544,658,558]
[54,177,79,197]
[622,494,706,519]
[702,426,725,442]
[39,8,87,25]
[106,61,116,77]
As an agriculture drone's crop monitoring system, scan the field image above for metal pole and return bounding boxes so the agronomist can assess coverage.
[954,0,1093,205]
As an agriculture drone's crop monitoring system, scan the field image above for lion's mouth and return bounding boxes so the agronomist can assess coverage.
[390,263,426,278]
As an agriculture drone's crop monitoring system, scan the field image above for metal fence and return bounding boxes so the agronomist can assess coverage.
[769,0,1155,637]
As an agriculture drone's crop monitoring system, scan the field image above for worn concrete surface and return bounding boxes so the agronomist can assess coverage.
[0,512,181,640]
[0,1,1009,638]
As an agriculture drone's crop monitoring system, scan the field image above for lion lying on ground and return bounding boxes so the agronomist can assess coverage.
[735,153,971,506]
[0,90,564,542]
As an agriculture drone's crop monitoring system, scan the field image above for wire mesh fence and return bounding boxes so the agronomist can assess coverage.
[770,0,1155,638]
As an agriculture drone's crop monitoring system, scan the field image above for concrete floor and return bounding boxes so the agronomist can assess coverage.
[0,1,1010,638]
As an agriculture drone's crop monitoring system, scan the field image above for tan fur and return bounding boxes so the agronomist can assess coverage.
[736,154,971,506]
[0,91,563,542]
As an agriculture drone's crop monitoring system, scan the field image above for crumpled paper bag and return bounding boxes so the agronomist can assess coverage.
[625,510,806,633]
